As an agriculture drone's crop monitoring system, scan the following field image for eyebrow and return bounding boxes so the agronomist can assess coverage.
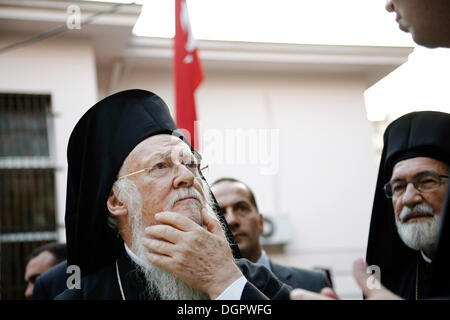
[150,151,171,160]
[233,201,251,208]
[147,150,197,164]
[142,151,171,165]
[391,170,444,183]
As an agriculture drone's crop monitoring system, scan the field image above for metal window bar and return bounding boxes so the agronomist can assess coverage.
[0,232,58,243]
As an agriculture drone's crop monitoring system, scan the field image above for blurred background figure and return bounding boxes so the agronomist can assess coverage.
[24,242,66,299]
[385,0,450,48]
[211,177,332,292]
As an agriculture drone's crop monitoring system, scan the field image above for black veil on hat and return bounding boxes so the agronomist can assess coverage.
[66,89,240,276]
[366,111,450,298]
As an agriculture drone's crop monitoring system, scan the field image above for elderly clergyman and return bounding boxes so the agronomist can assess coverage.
[56,89,290,300]
[211,177,332,291]
[292,111,450,300]
[364,111,450,299]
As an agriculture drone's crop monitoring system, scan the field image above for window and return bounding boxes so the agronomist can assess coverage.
[0,93,57,300]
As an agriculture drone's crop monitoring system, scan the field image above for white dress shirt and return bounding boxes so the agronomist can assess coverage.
[256,250,272,271]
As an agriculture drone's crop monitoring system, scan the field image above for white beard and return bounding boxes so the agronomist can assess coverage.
[118,178,214,300]
[395,203,441,253]
[131,213,210,300]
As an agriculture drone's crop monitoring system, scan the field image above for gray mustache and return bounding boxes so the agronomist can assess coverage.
[399,203,434,222]
[166,188,203,210]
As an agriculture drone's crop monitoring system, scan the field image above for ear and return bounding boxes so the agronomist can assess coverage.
[106,183,128,217]
[258,213,264,235]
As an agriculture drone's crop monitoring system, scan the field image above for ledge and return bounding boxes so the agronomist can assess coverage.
[126,37,414,87]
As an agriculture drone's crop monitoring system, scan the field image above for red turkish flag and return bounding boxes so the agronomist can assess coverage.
[174,0,203,150]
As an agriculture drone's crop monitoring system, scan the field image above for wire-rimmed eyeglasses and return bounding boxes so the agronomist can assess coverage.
[383,171,449,199]
[117,162,209,180]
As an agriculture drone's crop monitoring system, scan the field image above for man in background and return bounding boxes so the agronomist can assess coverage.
[24,242,66,299]
[211,177,331,291]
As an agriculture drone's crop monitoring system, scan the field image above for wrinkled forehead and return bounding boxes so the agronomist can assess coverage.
[391,156,448,179]
[124,134,194,168]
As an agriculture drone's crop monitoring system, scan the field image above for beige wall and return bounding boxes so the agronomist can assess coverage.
[113,66,378,298]
[0,35,98,241]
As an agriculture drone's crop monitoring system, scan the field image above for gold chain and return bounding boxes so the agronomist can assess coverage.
[116,258,126,300]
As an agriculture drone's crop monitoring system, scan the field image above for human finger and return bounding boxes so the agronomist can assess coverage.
[290,288,333,300]
[146,251,173,270]
[154,211,200,232]
[352,258,381,297]
[145,224,181,244]
[142,237,176,257]
[200,207,225,236]
[320,287,340,300]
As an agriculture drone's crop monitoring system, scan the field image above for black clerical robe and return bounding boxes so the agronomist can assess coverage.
[384,251,432,300]
[55,248,291,300]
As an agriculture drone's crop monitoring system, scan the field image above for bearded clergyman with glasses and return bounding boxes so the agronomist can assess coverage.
[364,111,450,300]
[54,89,291,300]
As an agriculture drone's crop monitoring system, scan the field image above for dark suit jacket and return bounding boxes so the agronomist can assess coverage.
[32,260,68,300]
[55,249,290,300]
[270,260,332,293]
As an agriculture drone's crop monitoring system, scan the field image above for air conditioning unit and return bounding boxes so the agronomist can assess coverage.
[260,214,293,246]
